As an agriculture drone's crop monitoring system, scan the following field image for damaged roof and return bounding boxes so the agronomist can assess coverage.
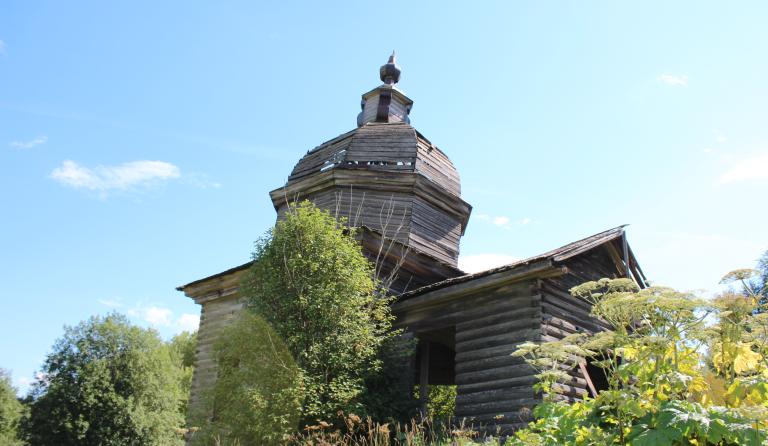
[399,225,641,299]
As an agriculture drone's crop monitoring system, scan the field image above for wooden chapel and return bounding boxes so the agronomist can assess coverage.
[177,53,648,433]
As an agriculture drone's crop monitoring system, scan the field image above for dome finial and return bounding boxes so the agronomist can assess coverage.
[380,50,401,85]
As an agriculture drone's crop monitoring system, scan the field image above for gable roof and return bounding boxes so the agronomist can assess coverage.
[399,225,646,299]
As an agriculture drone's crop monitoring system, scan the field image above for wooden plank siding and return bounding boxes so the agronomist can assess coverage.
[273,178,468,266]
[187,293,245,418]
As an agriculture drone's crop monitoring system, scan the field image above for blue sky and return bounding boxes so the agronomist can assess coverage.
[2,1,767,394]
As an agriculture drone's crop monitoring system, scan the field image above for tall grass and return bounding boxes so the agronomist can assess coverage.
[290,413,506,446]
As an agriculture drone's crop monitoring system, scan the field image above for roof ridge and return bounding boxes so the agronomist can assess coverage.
[399,225,629,299]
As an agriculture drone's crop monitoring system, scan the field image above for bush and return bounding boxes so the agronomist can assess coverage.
[190,312,303,446]
[23,314,186,445]
[243,202,398,424]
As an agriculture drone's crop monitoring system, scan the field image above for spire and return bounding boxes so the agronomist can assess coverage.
[379,51,401,85]
[357,52,413,127]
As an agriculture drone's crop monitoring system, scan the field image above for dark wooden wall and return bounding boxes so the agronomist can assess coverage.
[395,280,542,433]
[453,281,541,432]
[538,245,625,400]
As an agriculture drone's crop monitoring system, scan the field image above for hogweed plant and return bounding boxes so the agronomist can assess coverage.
[510,276,768,446]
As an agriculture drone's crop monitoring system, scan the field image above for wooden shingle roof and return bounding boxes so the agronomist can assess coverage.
[399,225,647,299]
[287,122,461,196]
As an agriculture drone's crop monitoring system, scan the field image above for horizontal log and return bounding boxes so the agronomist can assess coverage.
[456,306,539,332]
[456,314,540,344]
[455,343,526,363]
[456,386,533,405]
[455,329,538,353]
[455,352,526,374]
[456,397,537,417]
[458,375,537,394]
[397,294,535,331]
[456,363,535,385]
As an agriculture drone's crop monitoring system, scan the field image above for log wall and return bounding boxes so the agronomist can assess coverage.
[539,245,624,400]
[183,270,247,422]
[395,280,542,433]
[453,281,541,432]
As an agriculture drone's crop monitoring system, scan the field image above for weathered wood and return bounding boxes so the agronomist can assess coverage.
[456,329,538,353]
[455,386,532,405]
[419,341,430,416]
[455,354,527,374]
[457,376,538,394]
[456,311,540,343]
[579,361,598,397]
[456,363,536,385]
[455,396,536,417]
[397,292,536,331]
[455,343,526,363]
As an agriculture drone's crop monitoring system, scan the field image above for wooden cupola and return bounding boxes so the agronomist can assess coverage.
[270,54,472,283]
[356,52,414,126]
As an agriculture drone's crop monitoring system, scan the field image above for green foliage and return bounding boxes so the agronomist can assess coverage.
[23,314,186,446]
[0,369,24,446]
[425,385,457,420]
[512,334,593,403]
[360,334,419,423]
[190,312,303,446]
[732,251,768,307]
[169,331,197,417]
[510,277,768,446]
[241,201,397,424]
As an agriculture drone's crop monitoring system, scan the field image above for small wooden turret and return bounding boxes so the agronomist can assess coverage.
[357,52,414,126]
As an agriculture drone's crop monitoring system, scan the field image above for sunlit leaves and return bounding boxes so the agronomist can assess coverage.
[721,269,760,284]
[511,275,768,446]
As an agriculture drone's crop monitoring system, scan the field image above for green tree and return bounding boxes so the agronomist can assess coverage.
[0,369,24,446]
[168,331,197,418]
[241,201,396,424]
[23,314,186,446]
[190,312,303,446]
[750,250,768,308]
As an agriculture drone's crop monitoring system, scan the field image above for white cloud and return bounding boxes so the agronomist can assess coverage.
[126,305,173,327]
[177,313,200,332]
[10,135,47,149]
[51,160,180,192]
[16,376,33,388]
[143,306,173,326]
[0,40,5,54]
[718,152,768,184]
[97,298,124,308]
[476,213,533,229]
[716,135,727,144]
[492,216,510,226]
[658,74,688,87]
[16,371,47,392]
[459,253,519,274]
[101,299,199,334]
[185,172,222,189]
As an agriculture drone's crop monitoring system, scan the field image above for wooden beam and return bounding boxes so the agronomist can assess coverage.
[419,341,430,417]
[578,361,598,398]
[393,261,564,314]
